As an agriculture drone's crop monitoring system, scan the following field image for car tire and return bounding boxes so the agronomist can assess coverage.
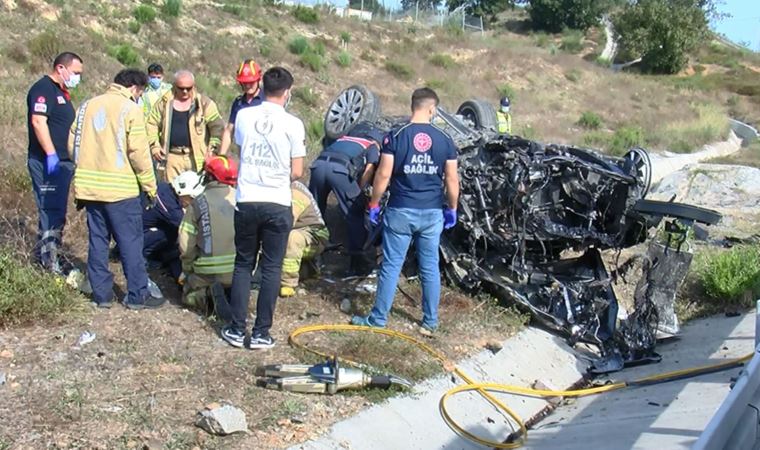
[632,199,721,225]
[324,85,380,140]
[456,99,498,131]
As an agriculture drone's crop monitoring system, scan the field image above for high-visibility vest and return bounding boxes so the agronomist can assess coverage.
[496,111,512,135]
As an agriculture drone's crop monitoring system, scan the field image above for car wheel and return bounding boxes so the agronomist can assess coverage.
[324,85,380,140]
[456,99,498,131]
[624,147,652,197]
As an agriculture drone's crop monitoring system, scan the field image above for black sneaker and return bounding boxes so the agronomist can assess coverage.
[221,326,246,348]
[124,296,166,310]
[248,334,275,350]
[92,300,113,309]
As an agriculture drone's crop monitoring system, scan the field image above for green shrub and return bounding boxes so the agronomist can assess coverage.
[259,36,273,57]
[426,79,446,90]
[222,3,243,16]
[313,40,326,57]
[108,44,140,66]
[0,250,87,327]
[292,86,319,107]
[28,30,62,65]
[560,29,584,53]
[528,0,609,32]
[293,5,319,24]
[609,125,645,156]
[385,61,414,80]
[305,117,324,152]
[695,246,760,306]
[5,43,28,64]
[300,51,324,72]
[657,103,729,153]
[429,53,457,69]
[336,50,351,68]
[564,68,582,82]
[128,20,141,34]
[133,5,157,23]
[162,0,181,18]
[340,31,351,45]
[577,111,602,129]
[288,36,310,55]
[496,83,516,102]
[534,32,551,48]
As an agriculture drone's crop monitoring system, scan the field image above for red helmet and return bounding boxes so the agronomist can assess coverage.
[205,155,238,186]
[236,59,262,84]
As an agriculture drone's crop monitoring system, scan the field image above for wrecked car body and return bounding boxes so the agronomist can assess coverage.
[323,85,722,373]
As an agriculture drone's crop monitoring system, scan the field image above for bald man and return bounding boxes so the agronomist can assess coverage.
[146,70,225,182]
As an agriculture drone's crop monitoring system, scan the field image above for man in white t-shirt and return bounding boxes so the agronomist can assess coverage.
[221,67,306,350]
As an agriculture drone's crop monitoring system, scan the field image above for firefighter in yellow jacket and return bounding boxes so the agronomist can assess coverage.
[178,155,238,317]
[68,69,164,310]
[280,181,330,297]
[146,70,224,183]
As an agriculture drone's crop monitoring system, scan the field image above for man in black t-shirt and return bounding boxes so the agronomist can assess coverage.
[26,51,84,274]
[352,88,460,335]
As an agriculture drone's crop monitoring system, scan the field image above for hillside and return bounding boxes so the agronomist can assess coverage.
[0,0,759,448]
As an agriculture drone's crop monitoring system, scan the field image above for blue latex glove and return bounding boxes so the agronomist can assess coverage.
[443,208,457,230]
[368,204,381,225]
[46,153,60,175]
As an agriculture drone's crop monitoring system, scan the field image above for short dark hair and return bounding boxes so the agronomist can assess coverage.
[411,87,439,112]
[147,63,164,74]
[262,67,294,98]
[52,52,83,68]
[114,69,149,89]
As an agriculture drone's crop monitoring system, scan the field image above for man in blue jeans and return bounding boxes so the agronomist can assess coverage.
[352,87,460,335]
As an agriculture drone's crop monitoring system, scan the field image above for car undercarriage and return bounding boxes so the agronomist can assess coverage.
[323,85,722,373]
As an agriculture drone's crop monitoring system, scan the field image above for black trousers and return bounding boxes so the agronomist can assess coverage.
[229,202,293,336]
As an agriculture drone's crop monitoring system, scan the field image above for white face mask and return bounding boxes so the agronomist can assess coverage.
[61,67,81,89]
[501,106,510,113]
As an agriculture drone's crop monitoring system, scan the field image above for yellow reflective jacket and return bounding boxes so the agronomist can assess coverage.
[292,181,329,242]
[178,181,236,284]
[146,90,224,170]
[139,81,171,119]
[496,111,512,135]
[68,84,157,202]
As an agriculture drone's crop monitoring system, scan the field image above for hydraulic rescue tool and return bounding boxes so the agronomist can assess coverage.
[255,357,413,394]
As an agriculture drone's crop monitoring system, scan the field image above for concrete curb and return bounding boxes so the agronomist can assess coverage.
[649,131,742,184]
[290,328,588,450]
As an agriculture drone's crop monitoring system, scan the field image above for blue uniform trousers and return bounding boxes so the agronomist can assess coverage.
[27,158,74,272]
[144,227,181,279]
[308,159,367,256]
[84,197,149,306]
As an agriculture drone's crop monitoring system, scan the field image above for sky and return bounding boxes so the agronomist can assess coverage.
[712,0,760,51]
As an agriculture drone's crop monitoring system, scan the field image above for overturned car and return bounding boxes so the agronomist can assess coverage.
[323,85,722,373]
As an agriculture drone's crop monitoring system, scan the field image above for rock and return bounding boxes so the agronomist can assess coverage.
[195,403,248,435]
[0,371,5,386]
[0,349,13,359]
[339,298,352,314]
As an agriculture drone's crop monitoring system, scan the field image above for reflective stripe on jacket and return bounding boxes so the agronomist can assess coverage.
[146,90,224,169]
[178,182,236,277]
[68,84,157,202]
[496,111,512,135]
[140,82,172,119]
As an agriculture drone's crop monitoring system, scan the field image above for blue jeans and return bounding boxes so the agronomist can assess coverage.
[84,198,148,305]
[369,207,444,328]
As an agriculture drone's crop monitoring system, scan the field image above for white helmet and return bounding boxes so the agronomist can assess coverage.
[171,171,204,198]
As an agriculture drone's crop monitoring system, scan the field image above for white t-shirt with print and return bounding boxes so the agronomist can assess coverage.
[234,101,306,207]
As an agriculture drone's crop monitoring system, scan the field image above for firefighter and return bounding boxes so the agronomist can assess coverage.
[140,63,172,119]
[496,96,512,135]
[308,122,384,277]
[68,69,164,309]
[218,59,263,156]
[26,51,83,274]
[178,155,237,316]
[141,171,204,281]
[280,181,330,298]
[146,70,225,183]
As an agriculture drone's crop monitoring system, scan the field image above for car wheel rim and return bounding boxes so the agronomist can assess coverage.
[625,147,652,196]
[326,87,364,134]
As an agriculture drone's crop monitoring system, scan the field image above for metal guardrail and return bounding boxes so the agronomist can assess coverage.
[694,300,760,450]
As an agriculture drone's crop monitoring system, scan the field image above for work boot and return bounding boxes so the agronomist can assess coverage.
[343,255,373,279]
[279,286,296,298]
[124,296,166,310]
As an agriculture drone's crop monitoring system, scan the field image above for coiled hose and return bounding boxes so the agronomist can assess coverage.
[289,324,752,449]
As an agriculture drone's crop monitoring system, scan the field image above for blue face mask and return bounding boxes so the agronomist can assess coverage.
[148,77,162,89]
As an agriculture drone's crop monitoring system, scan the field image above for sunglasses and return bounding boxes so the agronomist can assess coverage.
[174,85,194,93]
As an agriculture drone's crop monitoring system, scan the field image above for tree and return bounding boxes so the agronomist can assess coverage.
[613,0,710,74]
[447,0,515,22]
[349,0,387,14]
[401,0,442,11]
[527,0,611,32]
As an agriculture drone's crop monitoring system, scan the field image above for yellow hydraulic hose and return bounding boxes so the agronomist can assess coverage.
[288,324,754,449]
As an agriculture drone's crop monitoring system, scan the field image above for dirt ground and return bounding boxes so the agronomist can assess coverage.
[0,209,526,450]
